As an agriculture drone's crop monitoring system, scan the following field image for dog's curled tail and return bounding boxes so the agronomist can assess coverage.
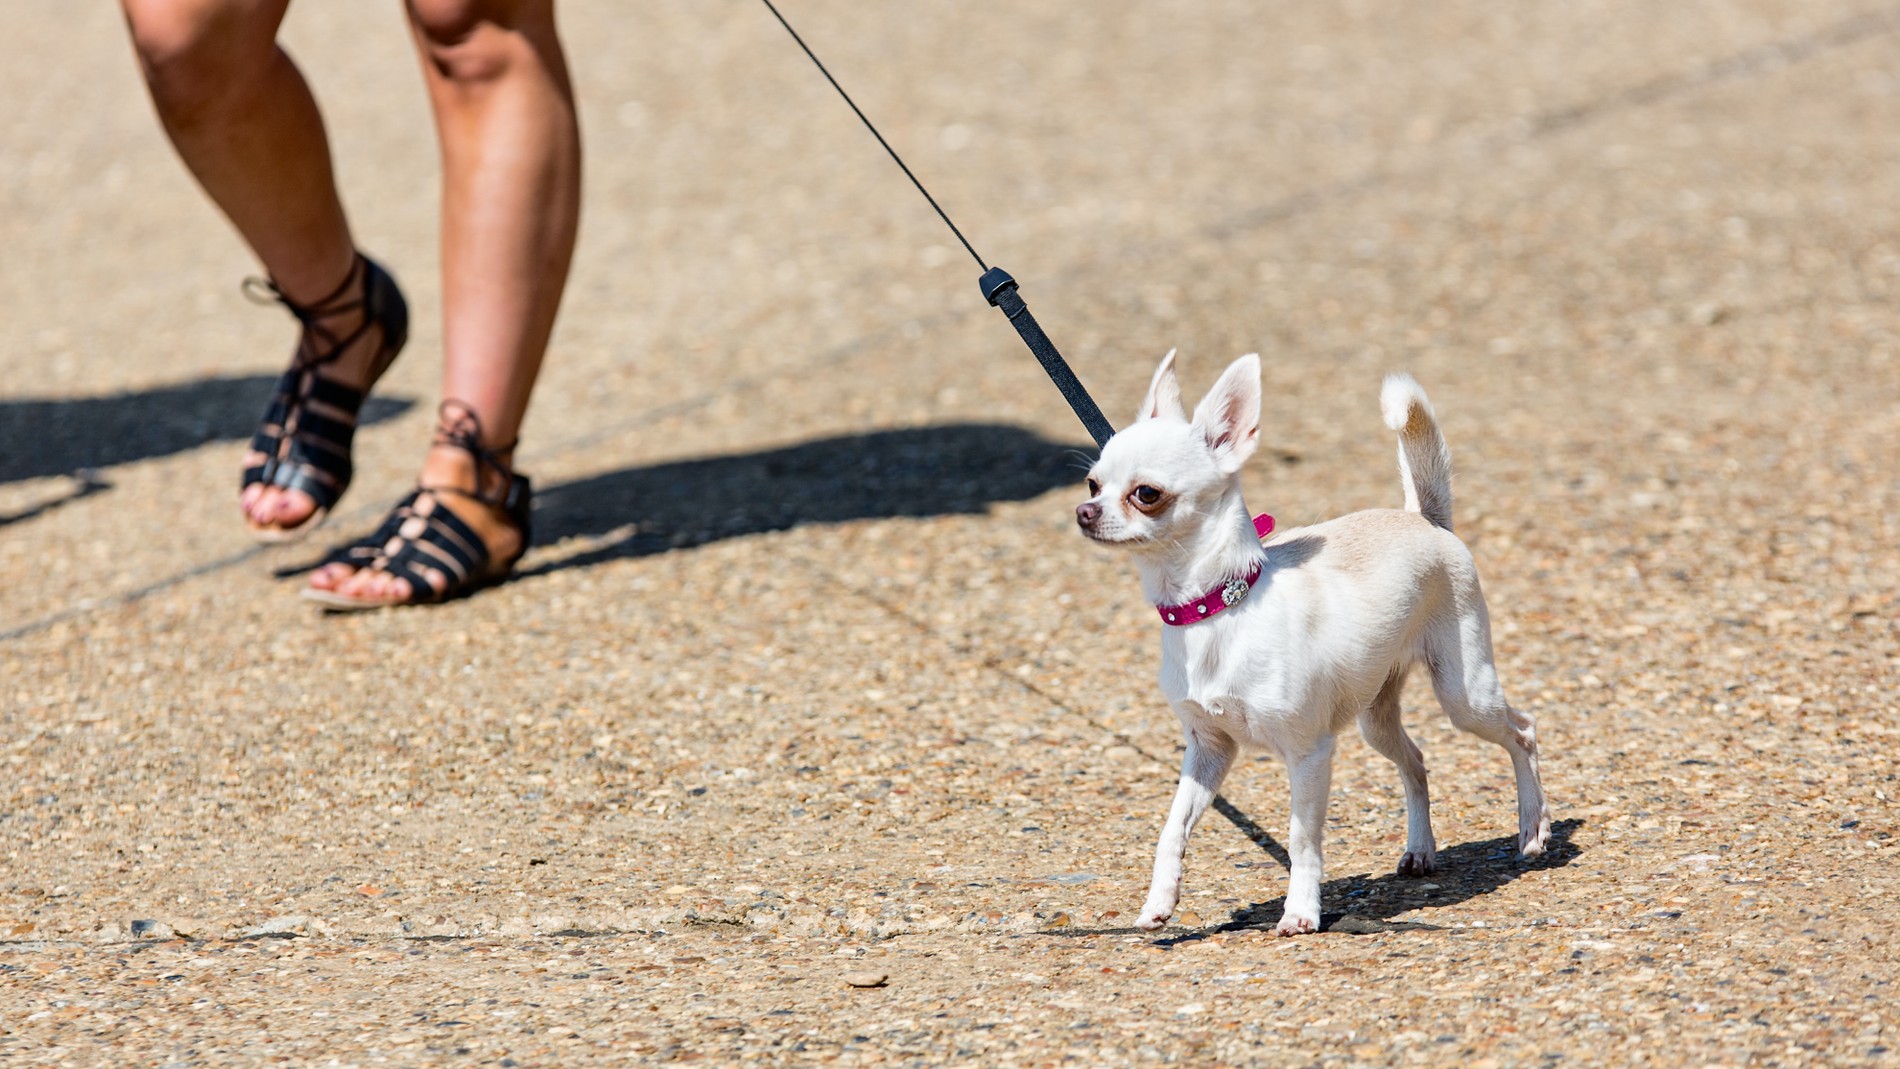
[1380,373,1454,531]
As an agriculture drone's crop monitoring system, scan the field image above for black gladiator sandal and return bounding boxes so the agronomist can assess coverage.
[301,402,533,611]
[241,253,409,541]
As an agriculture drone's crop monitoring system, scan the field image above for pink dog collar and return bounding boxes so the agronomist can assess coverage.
[1155,514,1275,626]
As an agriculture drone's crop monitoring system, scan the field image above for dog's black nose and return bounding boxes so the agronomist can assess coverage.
[1076,501,1102,528]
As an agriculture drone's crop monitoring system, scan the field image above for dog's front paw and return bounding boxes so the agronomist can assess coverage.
[1396,849,1438,877]
[1273,909,1319,937]
[1134,893,1178,930]
[1134,884,1179,930]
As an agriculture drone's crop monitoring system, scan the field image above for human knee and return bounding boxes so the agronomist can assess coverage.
[123,1,263,119]
[409,0,550,84]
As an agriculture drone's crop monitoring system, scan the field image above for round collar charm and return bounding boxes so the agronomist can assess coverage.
[1154,538,1268,626]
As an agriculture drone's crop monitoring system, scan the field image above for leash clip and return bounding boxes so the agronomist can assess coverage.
[979,266,1018,307]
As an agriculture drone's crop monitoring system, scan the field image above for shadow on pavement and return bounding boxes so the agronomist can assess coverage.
[1211,817,1585,939]
[1051,818,1585,942]
[0,374,414,485]
[1211,794,1295,871]
[510,423,1094,579]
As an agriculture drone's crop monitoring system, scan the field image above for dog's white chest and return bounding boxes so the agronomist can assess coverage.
[1160,623,1313,751]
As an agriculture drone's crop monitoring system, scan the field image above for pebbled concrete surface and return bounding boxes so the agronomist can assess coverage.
[3,1,1898,1064]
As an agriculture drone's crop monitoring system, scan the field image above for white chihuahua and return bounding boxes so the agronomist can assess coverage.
[1077,351,1551,935]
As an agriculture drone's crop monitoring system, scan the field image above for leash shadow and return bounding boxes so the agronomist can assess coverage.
[1212,794,1293,871]
[0,472,113,529]
[0,374,413,486]
[511,423,1092,579]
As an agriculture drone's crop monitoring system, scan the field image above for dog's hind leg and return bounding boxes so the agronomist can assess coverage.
[1425,607,1552,856]
[1135,727,1236,930]
[1358,667,1437,876]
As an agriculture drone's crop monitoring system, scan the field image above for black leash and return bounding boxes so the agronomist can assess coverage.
[758,0,1118,449]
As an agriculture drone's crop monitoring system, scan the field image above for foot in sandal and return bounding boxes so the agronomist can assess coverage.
[303,401,531,610]
[240,253,408,541]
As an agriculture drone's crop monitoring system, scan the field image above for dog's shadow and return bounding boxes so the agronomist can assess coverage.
[1220,817,1584,939]
[507,423,1091,579]
[1052,818,1585,942]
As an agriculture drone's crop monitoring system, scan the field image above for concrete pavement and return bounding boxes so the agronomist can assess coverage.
[4,1,1899,1063]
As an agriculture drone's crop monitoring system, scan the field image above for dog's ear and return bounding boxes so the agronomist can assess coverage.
[1137,348,1186,423]
[1191,354,1261,473]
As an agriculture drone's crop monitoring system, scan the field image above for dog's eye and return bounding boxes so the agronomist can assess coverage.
[1132,486,1162,507]
[1086,478,1101,497]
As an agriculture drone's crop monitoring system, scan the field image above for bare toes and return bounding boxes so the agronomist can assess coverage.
[342,571,386,602]
[307,564,354,592]
[244,486,278,524]
[334,569,413,606]
[268,489,317,527]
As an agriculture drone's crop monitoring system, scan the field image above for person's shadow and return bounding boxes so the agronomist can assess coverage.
[513,422,1092,577]
[0,374,412,526]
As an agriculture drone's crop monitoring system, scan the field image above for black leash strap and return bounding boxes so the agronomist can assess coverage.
[759,0,1117,449]
[978,268,1115,447]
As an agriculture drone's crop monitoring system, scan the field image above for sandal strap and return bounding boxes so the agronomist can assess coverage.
[245,368,359,504]
[429,401,535,546]
[430,401,518,505]
[317,490,420,570]
[374,553,443,602]
[243,255,374,371]
[406,497,489,575]
[316,479,532,605]
[310,403,533,606]
[317,489,485,602]
[247,372,367,452]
